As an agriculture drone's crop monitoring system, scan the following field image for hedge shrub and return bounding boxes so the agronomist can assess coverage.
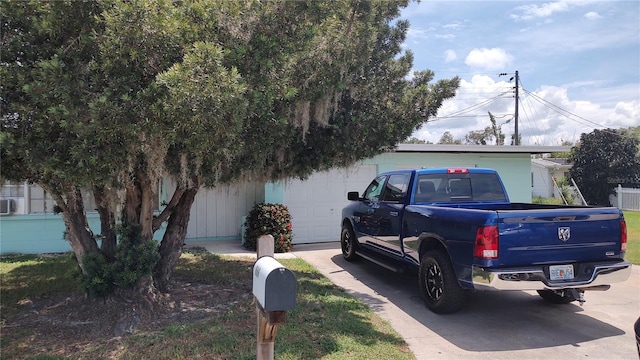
[244,203,293,253]
[81,224,160,297]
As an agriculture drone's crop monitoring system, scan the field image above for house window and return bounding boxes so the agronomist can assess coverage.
[0,181,24,197]
[1,181,160,214]
[28,185,56,214]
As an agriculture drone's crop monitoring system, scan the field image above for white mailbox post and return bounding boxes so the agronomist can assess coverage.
[252,254,297,355]
[253,256,297,312]
[253,235,297,360]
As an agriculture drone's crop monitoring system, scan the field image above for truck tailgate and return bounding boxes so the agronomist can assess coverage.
[496,207,624,267]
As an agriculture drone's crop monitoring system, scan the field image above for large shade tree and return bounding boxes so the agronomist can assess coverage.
[569,128,640,206]
[1,0,459,301]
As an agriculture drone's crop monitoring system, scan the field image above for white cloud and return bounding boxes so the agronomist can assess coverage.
[464,48,513,70]
[443,21,464,30]
[407,28,428,39]
[584,11,602,20]
[607,101,640,127]
[435,34,455,40]
[509,1,598,21]
[444,49,457,62]
[510,1,571,21]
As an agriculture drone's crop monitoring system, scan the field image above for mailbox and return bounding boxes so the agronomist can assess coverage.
[252,256,297,312]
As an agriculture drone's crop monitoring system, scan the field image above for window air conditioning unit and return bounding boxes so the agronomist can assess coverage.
[0,199,14,215]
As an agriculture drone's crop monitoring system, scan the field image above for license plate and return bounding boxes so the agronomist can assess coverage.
[549,264,574,280]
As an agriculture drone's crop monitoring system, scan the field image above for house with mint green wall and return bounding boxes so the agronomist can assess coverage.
[0,144,569,254]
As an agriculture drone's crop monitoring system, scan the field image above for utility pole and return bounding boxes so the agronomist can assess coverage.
[499,71,520,145]
[514,70,519,145]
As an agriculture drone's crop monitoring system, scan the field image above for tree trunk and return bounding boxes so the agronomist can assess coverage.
[93,186,117,260]
[124,173,142,226]
[154,182,200,292]
[123,169,155,241]
[138,171,155,242]
[46,185,100,275]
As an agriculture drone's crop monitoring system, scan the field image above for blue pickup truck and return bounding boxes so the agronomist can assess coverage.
[340,167,631,314]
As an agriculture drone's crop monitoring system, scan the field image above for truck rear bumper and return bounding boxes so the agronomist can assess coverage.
[471,260,632,291]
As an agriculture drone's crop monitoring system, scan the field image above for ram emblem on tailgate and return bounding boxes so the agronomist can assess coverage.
[558,227,571,242]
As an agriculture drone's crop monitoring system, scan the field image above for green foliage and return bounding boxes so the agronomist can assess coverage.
[464,127,493,145]
[438,131,462,144]
[81,225,160,297]
[569,128,640,206]
[244,203,293,253]
[488,112,506,145]
[555,177,576,205]
[1,0,459,289]
[532,196,563,205]
[549,140,573,158]
[403,137,427,144]
[1,0,459,193]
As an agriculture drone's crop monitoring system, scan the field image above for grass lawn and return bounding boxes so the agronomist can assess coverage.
[0,251,414,360]
[623,210,640,264]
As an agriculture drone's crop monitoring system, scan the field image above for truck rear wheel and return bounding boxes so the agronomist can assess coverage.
[419,250,465,314]
[537,290,577,304]
[341,225,360,262]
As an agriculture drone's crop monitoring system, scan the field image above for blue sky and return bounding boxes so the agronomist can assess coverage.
[400,0,640,145]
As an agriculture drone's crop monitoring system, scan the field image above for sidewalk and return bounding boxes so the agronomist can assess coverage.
[185,239,338,260]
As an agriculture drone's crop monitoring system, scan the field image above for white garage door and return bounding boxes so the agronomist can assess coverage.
[283,165,378,244]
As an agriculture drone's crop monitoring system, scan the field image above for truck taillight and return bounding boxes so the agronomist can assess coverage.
[447,168,469,174]
[474,225,499,259]
[621,220,627,252]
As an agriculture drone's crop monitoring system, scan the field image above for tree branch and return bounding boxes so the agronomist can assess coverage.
[152,186,185,232]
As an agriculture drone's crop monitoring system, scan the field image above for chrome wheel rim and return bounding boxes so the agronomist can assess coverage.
[425,262,443,300]
[342,230,352,255]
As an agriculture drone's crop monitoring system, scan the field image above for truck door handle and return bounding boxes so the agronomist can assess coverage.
[390,211,399,217]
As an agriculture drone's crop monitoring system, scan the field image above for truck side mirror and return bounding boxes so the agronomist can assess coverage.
[347,191,360,201]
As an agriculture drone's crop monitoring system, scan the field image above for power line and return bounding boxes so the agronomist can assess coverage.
[518,91,547,145]
[431,113,513,120]
[431,90,512,122]
[515,83,631,144]
[426,71,628,143]
[522,89,606,129]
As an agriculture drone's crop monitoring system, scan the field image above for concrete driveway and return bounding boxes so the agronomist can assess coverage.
[290,242,640,360]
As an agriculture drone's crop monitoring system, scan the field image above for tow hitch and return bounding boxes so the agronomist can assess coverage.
[570,288,585,305]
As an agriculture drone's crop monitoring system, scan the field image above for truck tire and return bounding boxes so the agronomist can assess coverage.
[419,250,465,314]
[341,225,360,262]
[536,290,576,304]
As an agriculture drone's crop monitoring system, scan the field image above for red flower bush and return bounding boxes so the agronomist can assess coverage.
[244,203,293,253]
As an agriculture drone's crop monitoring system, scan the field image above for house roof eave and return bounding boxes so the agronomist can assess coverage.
[395,144,572,154]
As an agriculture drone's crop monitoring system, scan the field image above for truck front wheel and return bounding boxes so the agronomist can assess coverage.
[341,225,360,262]
[419,250,465,314]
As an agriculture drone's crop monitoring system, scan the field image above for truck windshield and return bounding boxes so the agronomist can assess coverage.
[415,173,507,202]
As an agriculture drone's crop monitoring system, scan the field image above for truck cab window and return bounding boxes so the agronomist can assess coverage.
[363,175,387,202]
[381,174,410,202]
